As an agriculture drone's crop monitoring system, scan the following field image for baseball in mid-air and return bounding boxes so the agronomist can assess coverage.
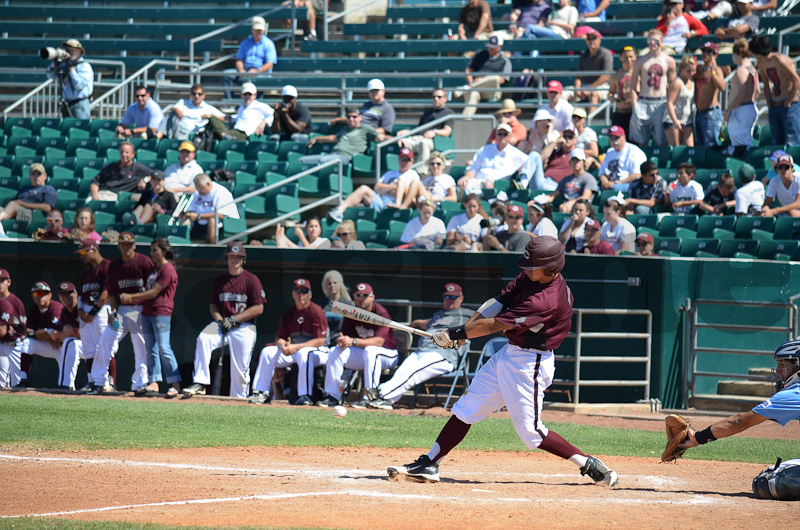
[333,405,347,418]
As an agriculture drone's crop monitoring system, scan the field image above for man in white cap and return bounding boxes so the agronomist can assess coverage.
[459,34,512,115]
[535,149,598,212]
[458,123,527,193]
[46,38,93,119]
[159,83,225,141]
[330,79,395,135]
[222,16,277,99]
[206,82,274,140]
[270,85,313,143]
[164,142,203,197]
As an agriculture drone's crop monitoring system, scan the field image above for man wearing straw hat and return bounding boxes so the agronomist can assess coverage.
[487,99,527,146]
[46,38,93,119]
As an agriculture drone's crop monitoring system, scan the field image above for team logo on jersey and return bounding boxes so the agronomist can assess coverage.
[515,317,526,324]
[297,316,305,325]
[1,312,9,323]
[354,325,375,338]
[51,316,60,326]
[260,290,266,298]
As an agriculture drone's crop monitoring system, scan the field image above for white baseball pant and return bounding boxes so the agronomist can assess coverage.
[377,350,454,403]
[728,103,757,148]
[92,305,148,391]
[452,343,555,449]
[251,345,329,397]
[0,339,23,388]
[324,345,399,400]
[193,321,258,398]
[21,337,69,388]
[78,302,111,385]
[60,337,83,389]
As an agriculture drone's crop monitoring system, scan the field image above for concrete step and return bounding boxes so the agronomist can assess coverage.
[689,394,765,412]
[717,380,773,397]
[749,367,772,376]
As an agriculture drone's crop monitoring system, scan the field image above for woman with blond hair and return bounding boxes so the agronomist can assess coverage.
[664,55,697,147]
[331,219,365,250]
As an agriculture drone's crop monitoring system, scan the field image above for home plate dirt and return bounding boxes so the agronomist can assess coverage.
[0,446,796,529]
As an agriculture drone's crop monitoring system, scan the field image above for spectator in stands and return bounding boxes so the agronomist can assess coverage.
[598,126,647,192]
[559,198,594,252]
[123,171,177,226]
[725,38,760,157]
[608,45,637,137]
[330,79,395,136]
[70,207,102,243]
[481,203,532,252]
[396,88,455,167]
[301,107,381,167]
[330,220,366,250]
[458,34,512,116]
[458,0,493,40]
[536,149,597,212]
[399,199,447,249]
[630,30,675,147]
[288,0,323,42]
[181,173,240,244]
[694,43,725,147]
[327,147,420,222]
[316,270,352,347]
[90,142,153,201]
[750,35,800,147]
[458,123,528,193]
[207,82,274,141]
[164,142,202,197]
[763,150,800,186]
[485,100,527,147]
[536,80,574,133]
[578,0,609,21]
[575,28,612,115]
[222,16,277,99]
[634,232,656,256]
[0,164,56,223]
[526,201,558,237]
[519,108,560,156]
[159,84,224,141]
[115,85,164,139]
[275,217,331,249]
[33,209,69,241]
[762,154,800,217]
[752,0,778,15]
[540,126,579,189]
[713,0,759,51]
[445,193,489,251]
[664,55,697,147]
[571,108,599,167]
[700,172,736,215]
[510,0,552,39]
[270,85,313,143]
[657,0,708,55]
[691,0,732,21]
[600,196,636,253]
[665,162,705,214]
[395,151,458,210]
[520,0,578,40]
[624,161,667,215]
[47,39,93,120]
[581,218,615,254]
[735,163,765,216]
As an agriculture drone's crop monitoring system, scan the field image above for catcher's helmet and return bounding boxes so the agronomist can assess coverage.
[753,459,800,501]
[773,340,800,391]
[516,236,565,276]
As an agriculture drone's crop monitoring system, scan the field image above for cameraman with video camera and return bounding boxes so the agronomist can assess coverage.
[44,39,93,119]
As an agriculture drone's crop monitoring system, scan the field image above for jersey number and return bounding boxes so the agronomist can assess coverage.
[233,302,247,315]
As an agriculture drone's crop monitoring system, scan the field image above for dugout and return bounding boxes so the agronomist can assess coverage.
[4,239,800,409]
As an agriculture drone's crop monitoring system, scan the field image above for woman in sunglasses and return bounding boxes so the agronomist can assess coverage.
[331,220,366,250]
[395,152,458,210]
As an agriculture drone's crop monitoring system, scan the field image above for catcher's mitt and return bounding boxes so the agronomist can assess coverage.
[661,414,691,463]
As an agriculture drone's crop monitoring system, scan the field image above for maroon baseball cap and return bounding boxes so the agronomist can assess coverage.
[118,232,136,244]
[547,80,563,93]
[31,281,51,293]
[225,241,247,258]
[777,154,794,167]
[354,282,373,295]
[702,42,719,54]
[0,269,9,280]
[399,147,414,161]
[74,239,98,254]
[636,232,654,244]
[584,219,601,230]
[609,125,625,138]
[58,281,77,293]
[293,278,311,290]
[442,283,463,296]
[508,204,524,216]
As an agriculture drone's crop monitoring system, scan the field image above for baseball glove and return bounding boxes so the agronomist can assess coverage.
[661,414,691,463]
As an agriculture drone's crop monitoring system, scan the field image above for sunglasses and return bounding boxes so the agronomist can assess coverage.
[77,249,90,256]
[584,227,599,233]
[778,165,791,171]
[507,215,523,220]
[496,131,509,137]
[47,218,63,223]
[429,161,443,166]
[443,295,460,300]
[636,241,649,247]
[346,115,360,119]
[241,93,255,97]
[338,231,352,236]
[586,36,599,41]
[293,288,310,294]
[135,93,148,98]
[432,94,446,99]
[354,293,371,299]
[562,134,576,139]
[192,92,204,96]
[32,291,50,297]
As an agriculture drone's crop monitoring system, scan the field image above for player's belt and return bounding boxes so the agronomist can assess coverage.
[697,106,720,112]
[2,340,19,346]
[639,96,666,101]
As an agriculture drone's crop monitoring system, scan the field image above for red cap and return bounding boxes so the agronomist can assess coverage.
[547,80,563,93]
[0,269,9,280]
[118,232,136,243]
[225,241,247,258]
[355,282,373,295]
[508,204,524,216]
[585,219,601,230]
[399,147,414,161]
[442,283,463,296]
[636,232,654,244]
[609,125,626,138]
[74,239,98,254]
[702,42,719,54]
[293,278,311,290]
[58,281,77,293]
[777,154,794,167]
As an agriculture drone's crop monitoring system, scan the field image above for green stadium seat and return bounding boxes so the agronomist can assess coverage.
[38,126,63,139]
[60,118,90,134]
[757,240,799,261]
[320,217,339,238]
[377,207,415,229]
[12,156,45,177]
[364,229,389,248]
[142,159,166,171]
[265,185,300,221]
[8,136,39,155]
[89,201,116,216]
[734,216,775,239]
[627,214,659,230]
[4,118,33,137]
[92,211,115,232]
[386,220,407,247]
[658,214,697,237]
[39,137,68,155]
[671,146,707,167]
[67,138,100,157]
[216,139,248,158]
[233,182,267,217]
[679,238,719,257]
[1,219,30,238]
[640,145,672,168]
[89,119,118,138]
[0,187,17,205]
[351,154,374,179]
[257,162,288,182]
[221,207,248,242]
[747,145,784,168]
[126,224,157,239]
[773,217,800,240]
[343,206,377,223]
[0,176,22,190]
[227,160,259,175]
[696,214,735,238]
[50,178,80,194]
[157,139,183,158]
[199,159,226,172]
[277,141,308,161]
[719,239,759,258]
[654,236,681,254]
[246,140,279,160]
[32,118,61,136]
[50,165,75,180]
[158,224,191,243]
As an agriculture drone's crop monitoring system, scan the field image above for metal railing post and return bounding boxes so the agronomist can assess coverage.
[574,310,582,404]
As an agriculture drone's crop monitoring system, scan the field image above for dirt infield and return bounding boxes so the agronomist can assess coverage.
[2,399,799,529]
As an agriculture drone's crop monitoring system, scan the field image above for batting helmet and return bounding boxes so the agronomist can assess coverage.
[773,339,800,391]
[225,241,247,259]
[516,236,565,276]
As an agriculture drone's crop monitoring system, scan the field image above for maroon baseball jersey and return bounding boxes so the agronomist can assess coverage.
[2,293,26,321]
[59,304,80,330]
[277,302,328,343]
[341,301,396,350]
[495,272,573,351]
[0,298,25,341]
[106,253,155,298]
[27,300,64,331]
[80,259,111,305]
[210,270,267,319]
[143,262,179,317]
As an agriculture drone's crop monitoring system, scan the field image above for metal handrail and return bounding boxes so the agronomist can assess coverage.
[2,79,56,120]
[778,22,800,54]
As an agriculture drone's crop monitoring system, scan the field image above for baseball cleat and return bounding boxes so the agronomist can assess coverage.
[368,398,393,410]
[79,382,94,393]
[86,383,116,395]
[249,391,270,404]
[12,379,29,388]
[293,395,313,406]
[387,454,440,483]
[182,383,206,396]
[580,456,618,487]
[363,387,380,401]
[315,395,338,407]
[350,399,369,409]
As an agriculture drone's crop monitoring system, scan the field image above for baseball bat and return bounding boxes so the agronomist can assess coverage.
[331,301,433,339]
[212,337,226,396]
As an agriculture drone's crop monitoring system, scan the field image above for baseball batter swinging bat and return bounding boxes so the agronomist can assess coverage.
[331,301,433,339]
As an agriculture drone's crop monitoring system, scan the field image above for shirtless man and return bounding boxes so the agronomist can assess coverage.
[750,35,800,147]
[629,30,676,146]
[725,38,760,157]
[693,42,726,147]
[608,45,637,137]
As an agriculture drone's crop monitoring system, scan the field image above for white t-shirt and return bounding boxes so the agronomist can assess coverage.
[233,100,275,136]
[164,160,204,190]
[735,180,765,214]
[528,216,559,238]
[663,15,690,54]
[173,99,225,137]
[306,237,331,249]
[670,180,705,214]
[467,143,528,192]
[422,173,456,202]
[600,218,636,252]
[535,98,575,133]
[446,213,485,242]
[598,143,648,183]
[576,127,598,152]
[187,182,240,224]
[379,168,421,206]
[550,5,579,39]
[560,216,589,250]
[766,172,800,210]
[400,216,447,243]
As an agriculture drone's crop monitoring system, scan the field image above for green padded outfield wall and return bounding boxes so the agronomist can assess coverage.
[3,241,799,408]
